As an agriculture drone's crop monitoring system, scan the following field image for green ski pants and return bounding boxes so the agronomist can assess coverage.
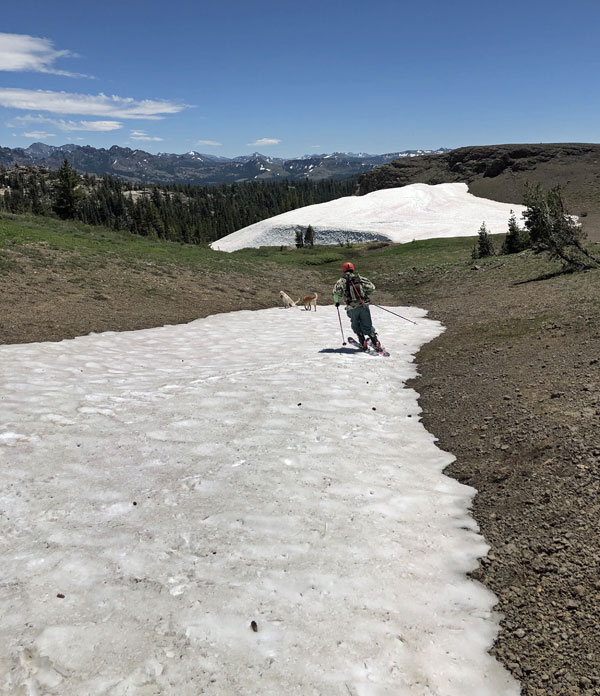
[346,304,375,337]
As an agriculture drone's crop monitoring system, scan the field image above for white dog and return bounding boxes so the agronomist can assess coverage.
[298,292,318,312]
[279,290,297,308]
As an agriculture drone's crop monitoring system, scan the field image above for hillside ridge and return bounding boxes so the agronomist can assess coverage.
[358,142,600,240]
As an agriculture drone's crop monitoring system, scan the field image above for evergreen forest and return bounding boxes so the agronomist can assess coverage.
[0,161,357,244]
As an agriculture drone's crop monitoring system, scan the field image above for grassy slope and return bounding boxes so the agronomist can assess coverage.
[0,213,258,274]
[2,212,597,351]
[0,213,479,344]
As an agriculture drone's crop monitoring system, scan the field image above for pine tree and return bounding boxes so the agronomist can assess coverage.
[522,183,599,270]
[304,224,315,248]
[501,210,529,254]
[295,228,304,248]
[53,160,82,220]
[474,221,495,258]
[30,184,45,216]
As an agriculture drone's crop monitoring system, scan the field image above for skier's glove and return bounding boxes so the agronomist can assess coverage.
[335,302,339,307]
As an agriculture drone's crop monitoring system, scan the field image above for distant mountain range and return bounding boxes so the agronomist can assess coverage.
[0,142,450,186]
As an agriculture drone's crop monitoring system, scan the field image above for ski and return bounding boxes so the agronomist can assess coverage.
[347,337,390,357]
[347,336,370,352]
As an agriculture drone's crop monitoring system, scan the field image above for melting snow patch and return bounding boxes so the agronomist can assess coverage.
[0,307,519,695]
[211,182,528,251]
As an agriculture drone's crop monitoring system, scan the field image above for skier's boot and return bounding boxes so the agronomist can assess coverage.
[357,334,368,350]
[370,333,382,352]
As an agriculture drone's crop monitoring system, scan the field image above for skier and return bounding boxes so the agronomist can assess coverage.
[333,262,383,351]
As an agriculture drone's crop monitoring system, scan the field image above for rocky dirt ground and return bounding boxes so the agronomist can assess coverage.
[394,259,600,696]
[0,247,320,345]
[1,247,599,695]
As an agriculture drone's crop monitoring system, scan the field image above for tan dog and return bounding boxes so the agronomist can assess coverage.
[298,292,318,311]
[279,290,297,308]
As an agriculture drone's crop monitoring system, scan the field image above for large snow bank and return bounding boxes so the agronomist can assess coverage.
[211,182,527,252]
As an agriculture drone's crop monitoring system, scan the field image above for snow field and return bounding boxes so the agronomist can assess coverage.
[0,306,519,695]
[211,183,529,251]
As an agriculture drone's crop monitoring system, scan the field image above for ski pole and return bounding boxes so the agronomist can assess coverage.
[350,277,416,324]
[370,303,417,324]
[336,305,347,345]
[350,278,412,321]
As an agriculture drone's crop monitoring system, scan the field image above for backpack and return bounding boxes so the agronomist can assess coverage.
[344,273,367,304]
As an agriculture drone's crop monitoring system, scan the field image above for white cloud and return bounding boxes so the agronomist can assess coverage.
[0,32,90,78]
[130,130,163,142]
[0,88,187,120]
[195,139,222,147]
[14,115,122,132]
[23,131,55,139]
[69,120,122,132]
[247,137,281,147]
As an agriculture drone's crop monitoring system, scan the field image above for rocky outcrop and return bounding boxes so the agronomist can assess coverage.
[356,143,600,239]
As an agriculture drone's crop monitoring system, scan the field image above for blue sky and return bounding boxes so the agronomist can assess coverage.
[1,0,599,158]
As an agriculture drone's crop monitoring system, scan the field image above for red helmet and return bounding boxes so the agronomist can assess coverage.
[342,262,354,273]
